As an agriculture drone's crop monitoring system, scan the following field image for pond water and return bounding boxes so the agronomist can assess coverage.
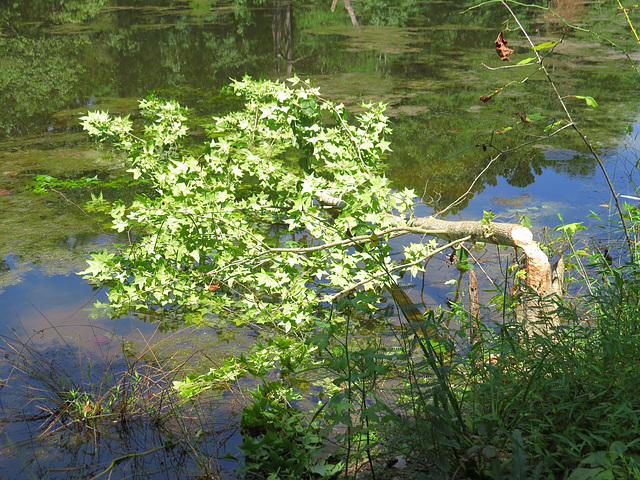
[1,0,639,477]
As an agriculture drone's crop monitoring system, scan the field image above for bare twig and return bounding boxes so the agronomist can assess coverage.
[331,236,472,300]
[434,122,573,218]
[500,0,635,259]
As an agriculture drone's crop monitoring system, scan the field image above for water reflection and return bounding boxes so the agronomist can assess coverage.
[0,265,251,478]
[0,0,638,334]
[1,1,640,476]
[0,267,153,343]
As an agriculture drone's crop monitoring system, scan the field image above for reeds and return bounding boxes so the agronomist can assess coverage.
[0,322,243,479]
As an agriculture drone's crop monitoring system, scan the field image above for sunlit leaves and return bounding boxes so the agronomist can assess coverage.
[533,40,559,51]
[80,111,133,148]
[555,219,585,240]
[80,248,116,279]
[139,96,188,146]
[80,78,414,334]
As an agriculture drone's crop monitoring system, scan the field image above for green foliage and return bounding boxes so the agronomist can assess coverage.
[380,232,640,478]
[239,381,343,479]
[519,214,532,229]
[0,35,88,135]
[79,78,415,330]
[569,442,640,480]
[7,0,640,476]
[26,174,101,195]
[26,173,147,194]
[80,79,428,471]
[173,336,319,397]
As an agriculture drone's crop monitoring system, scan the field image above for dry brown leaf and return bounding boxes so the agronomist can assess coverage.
[496,31,515,61]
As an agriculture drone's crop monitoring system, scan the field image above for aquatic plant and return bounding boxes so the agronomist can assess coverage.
[68,1,640,478]
[0,324,236,478]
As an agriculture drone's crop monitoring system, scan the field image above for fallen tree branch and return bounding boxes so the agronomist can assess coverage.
[314,193,552,295]
[401,215,550,294]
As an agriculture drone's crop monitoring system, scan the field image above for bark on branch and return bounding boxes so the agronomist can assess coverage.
[314,193,551,295]
[402,215,550,294]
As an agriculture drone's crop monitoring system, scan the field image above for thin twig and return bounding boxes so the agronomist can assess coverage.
[89,442,176,480]
[331,236,471,300]
[500,0,635,259]
[435,122,573,218]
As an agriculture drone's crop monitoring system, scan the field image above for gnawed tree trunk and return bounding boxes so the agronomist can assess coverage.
[316,193,560,330]
[468,266,482,345]
[517,255,565,334]
[399,215,551,295]
[272,0,293,74]
[400,216,563,334]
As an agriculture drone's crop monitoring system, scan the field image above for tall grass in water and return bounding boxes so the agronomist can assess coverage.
[0,323,241,479]
[369,217,640,479]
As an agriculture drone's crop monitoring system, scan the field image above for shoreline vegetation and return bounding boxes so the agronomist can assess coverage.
[2,1,640,478]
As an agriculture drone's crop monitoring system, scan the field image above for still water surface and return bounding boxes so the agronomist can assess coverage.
[1,0,639,476]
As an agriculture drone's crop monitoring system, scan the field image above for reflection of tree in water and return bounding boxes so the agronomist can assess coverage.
[386,113,598,214]
[0,0,105,25]
[272,0,292,73]
[0,1,272,135]
[331,0,359,26]
[1,0,638,174]
[388,150,553,214]
[0,35,88,135]
[541,0,587,32]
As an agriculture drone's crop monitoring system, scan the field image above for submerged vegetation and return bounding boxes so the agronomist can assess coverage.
[0,325,241,478]
[3,0,640,479]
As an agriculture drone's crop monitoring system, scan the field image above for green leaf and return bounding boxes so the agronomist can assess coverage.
[480,209,496,226]
[79,249,116,278]
[456,248,469,271]
[527,112,545,121]
[517,57,537,65]
[609,441,627,455]
[298,156,310,173]
[575,95,598,108]
[429,338,447,354]
[533,40,559,51]
[558,222,585,238]
[544,119,564,132]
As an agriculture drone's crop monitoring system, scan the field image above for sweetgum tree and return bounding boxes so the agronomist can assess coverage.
[81,76,545,332]
[79,76,552,477]
[81,77,435,329]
